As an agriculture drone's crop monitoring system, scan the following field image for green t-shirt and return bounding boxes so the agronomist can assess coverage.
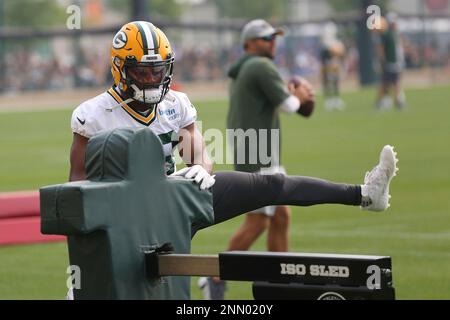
[380,29,403,72]
[227,54,289,172]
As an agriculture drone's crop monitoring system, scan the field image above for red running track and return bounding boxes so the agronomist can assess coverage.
[0,191,65,246]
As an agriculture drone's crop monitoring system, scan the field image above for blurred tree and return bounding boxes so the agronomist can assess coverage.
[328,0,388,13]
[213,0,285,21]
[3,0,66,27]
[108,0,184,19]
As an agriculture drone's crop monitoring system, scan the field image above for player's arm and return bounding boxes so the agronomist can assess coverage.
[173,122,215,190]
[254,61,314,115]
[69,133,89,182]
[178,122,213,174]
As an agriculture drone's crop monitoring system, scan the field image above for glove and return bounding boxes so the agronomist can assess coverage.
[171,165,216,190]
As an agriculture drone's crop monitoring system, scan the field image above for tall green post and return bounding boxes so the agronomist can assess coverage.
[356,0,377,85]
[132,0,149,20]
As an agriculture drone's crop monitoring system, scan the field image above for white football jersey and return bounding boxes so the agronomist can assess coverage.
[71,86,197,174]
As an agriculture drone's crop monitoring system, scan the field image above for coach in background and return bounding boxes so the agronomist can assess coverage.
[199,19,316,300]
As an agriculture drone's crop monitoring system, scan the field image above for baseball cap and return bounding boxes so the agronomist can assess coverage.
[241,19,285,43]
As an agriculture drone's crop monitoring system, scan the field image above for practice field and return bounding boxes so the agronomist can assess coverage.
[0,85,449,299]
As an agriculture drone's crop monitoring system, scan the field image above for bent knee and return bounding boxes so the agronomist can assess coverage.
[266,173,286,185]
[263,173,286,194]
[245,213,270,232]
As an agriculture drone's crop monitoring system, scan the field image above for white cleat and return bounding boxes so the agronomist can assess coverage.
[198,276,226,300]
[377,96,393,111]
[198,277,211,300]
[361,145,399,212]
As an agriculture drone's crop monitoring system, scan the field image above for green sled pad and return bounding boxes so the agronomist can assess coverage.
[40,128,214,299]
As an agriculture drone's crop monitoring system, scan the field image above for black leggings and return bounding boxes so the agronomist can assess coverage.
[212,171,361,224]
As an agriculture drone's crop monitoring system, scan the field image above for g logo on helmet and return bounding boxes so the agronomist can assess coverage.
[113,31,127,49]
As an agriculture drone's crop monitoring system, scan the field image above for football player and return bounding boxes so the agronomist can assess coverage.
[373,12,406,110]
[69,19,398,223]
[320,22,346,111]
[69,21,397,223]
[70,21,212,183]
[68,22,399,299]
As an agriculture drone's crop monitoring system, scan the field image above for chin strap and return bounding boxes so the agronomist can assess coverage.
[105,80,165,112]
[104,97,134,112]
[104,92,157,114]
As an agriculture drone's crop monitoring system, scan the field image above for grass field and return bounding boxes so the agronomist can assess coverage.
[0,85,449,299]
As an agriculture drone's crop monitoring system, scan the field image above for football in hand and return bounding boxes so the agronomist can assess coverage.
[288,76,315,118]
[298,99,315,117]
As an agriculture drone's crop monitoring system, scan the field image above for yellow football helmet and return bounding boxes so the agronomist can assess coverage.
[110,21,174,104]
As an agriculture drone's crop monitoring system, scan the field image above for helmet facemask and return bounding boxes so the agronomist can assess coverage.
[123,55,174,105]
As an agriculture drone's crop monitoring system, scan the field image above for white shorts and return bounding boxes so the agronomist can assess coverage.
[247,166,287,217]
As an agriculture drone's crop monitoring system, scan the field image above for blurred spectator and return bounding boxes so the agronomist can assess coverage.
[320,22,346,111]
[1,22,450,95]
[373,12,406,111]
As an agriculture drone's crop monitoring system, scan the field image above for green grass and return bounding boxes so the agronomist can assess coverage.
[0,85,449,299]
